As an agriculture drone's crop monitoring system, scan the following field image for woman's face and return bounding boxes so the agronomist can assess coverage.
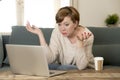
[58,16,77,37]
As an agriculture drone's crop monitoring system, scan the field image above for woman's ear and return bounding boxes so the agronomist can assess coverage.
[75,21,79,25]
[74,21,78,30]
[75,21,79,27]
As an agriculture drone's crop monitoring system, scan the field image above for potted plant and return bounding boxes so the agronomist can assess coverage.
[105,14,119,27]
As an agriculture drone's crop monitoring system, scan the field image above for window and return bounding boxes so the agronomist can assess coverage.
[0,0,16,32]
[24,0,55,28]
[24,0,70,28]
[0,0,70,33]
[60,0,70,7]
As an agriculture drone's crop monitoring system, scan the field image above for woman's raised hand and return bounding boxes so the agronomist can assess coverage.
[26,21,47,45]
[26,21,43,36]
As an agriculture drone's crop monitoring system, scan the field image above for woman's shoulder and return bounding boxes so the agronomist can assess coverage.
[52,26,61,36]
[52,26,59,33]
[78,25,89,31]
[79,25,91,32]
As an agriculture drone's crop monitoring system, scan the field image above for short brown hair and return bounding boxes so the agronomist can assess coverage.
[55,6,80,23]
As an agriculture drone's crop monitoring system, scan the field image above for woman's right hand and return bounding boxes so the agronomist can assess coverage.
[26,21,47,46]
[26,21,43,36]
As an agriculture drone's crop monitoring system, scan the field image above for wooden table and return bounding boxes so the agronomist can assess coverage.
[0,66,120,80]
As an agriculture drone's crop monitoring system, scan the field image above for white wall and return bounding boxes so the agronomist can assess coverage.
[78,0,120,27]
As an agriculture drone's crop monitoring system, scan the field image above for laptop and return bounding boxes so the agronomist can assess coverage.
[6,44,66,77]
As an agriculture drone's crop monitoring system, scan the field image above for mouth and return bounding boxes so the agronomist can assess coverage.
[62,32,67,35]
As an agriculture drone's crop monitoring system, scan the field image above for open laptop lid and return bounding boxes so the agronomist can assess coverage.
[6,44,50,77]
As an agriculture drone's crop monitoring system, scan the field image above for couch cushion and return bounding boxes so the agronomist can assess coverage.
[40,28,53,44]
[9,26,53,45]
[9,26,40,45]
[93,44,120,66]
[88,27,120,45]
[5,26,53,64]
[0,35,4,67]
[2,35,10,64]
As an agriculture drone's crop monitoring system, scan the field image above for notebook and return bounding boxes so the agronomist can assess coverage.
[6,44,66,77]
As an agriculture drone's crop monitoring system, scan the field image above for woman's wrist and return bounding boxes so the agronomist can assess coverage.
[38,34,47,46]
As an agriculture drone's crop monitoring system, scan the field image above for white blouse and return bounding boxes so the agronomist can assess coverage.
[43,26,94,70]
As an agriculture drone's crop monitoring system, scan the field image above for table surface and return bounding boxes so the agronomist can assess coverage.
[0,66,120,80]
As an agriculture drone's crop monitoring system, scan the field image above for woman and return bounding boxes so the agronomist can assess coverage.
[26,6,94,70]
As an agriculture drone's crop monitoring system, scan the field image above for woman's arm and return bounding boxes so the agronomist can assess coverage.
[75,44,89,70]
[47,27,61,63]
[83,32,95,68]
[75,28,94,70]
[26,22,60,64]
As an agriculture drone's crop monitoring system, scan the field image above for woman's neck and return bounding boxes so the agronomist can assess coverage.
[68,26,80,38]
[67,26,79,44]
[67,25,85,44]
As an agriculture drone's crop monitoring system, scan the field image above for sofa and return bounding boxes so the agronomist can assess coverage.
[0,26,120,69]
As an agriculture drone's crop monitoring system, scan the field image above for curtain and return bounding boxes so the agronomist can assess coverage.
[70,0,79,10]
[16,0,24,25]
[0,0,16,33]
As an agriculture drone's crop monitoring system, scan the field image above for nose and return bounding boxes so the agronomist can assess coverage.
[60,26,66,31]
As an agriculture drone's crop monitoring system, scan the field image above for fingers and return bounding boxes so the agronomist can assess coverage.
[82,32,91,39]
[26,21,36,30]
[26,21,31,30]
[82,32,92,41]
[77,32,92,41]
[26,21,31,27]
[32,25,38,29]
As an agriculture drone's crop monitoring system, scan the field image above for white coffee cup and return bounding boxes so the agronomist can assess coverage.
[94,57,104,71]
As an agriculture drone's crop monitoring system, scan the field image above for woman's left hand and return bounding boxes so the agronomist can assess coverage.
[77,31,92,41]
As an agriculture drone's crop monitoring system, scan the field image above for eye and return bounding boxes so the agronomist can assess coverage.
[65,23,69,26]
